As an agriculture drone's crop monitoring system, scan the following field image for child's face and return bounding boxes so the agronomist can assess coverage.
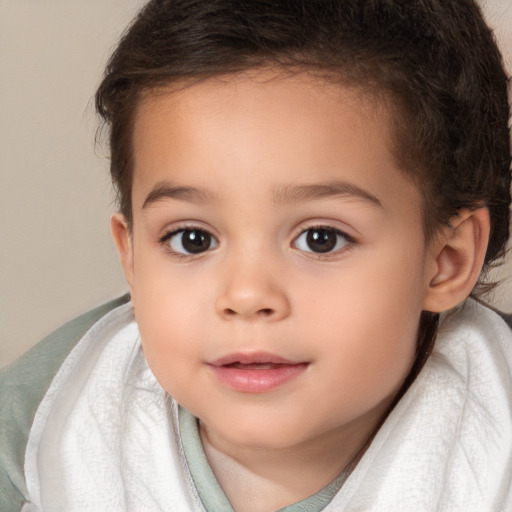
[117,71,438,453]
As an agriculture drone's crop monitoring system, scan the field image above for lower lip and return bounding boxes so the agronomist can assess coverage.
[209,363,308,393]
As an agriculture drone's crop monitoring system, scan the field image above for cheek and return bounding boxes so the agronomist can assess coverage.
[131,265,212,391]
[132,246,210,324]
[297,251,425,393]
[136,307,208,406]
[305,299,419,383]
[300,304,419,424]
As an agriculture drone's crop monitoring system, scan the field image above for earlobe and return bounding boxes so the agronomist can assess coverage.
[422,208,490,313]
[111,213,136,299]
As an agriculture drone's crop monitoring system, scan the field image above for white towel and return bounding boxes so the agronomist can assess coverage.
[326,300,512,512]
[24,303,204,512]
[23,300,512,512]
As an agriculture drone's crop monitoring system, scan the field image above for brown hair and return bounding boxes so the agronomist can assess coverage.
[96,0,511,371]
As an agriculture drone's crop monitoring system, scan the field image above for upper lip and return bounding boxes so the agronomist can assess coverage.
[209,352,305,366]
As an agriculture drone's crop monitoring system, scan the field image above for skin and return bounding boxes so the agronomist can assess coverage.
[112,70,490,511]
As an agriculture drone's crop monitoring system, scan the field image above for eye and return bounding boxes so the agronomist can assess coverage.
[163,228,218,255]
[293,227,350,254]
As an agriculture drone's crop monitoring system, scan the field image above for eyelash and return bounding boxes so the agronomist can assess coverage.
[159,224,219,261]
[158,223,355,260]
[292,225,354,258]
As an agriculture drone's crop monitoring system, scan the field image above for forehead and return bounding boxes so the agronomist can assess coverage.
[130,70,419,216]
[134,70,391,143]
[133,70,391,147]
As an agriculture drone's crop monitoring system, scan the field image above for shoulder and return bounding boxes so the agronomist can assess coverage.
[440,298,512,344]
[433,299,512,440]
[436,299,512,372]
[0,294,131,512]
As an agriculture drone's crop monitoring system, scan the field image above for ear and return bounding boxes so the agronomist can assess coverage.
[422,207,490,313]
[111,213,136,301]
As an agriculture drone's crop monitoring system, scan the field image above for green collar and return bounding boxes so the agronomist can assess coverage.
[178,406,349,512]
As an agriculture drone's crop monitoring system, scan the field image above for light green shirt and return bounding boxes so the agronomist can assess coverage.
[0,294,348,512]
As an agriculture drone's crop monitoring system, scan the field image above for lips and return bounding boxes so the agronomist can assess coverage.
[208,352,308,393]
[225,362,287,370]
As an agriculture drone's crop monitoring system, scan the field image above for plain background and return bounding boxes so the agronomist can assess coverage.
[1,0,512,367]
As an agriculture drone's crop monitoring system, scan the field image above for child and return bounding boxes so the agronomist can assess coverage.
[1,0,511,510]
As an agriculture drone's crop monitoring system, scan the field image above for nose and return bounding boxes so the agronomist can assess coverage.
[215,257,291,322]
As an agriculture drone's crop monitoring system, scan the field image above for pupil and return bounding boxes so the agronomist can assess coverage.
[182,230,211,253]
[306,229,336,253]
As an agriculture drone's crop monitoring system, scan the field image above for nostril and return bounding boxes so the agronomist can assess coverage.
[222,307,275,318]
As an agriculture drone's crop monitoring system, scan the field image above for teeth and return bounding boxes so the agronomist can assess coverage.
[228,362,282,370]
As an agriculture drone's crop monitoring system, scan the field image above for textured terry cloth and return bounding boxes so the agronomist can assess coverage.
[178,406,350,511]
[21,300,512,512]
[0,294,131,512]
[22,303,205,512]
[322,299,512,512]
[19,302,345,512]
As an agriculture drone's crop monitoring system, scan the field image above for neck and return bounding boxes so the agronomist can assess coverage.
[199,410,383,512]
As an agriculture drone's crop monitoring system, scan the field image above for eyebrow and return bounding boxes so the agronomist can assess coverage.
[142,181,217,208]
[142,179,383,209]
[272,180,383,208]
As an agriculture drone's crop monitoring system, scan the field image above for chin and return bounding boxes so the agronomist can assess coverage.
[206,415,317,451]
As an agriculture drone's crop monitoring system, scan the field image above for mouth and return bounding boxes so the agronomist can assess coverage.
[224,362,291,370]
[208,352,309,393]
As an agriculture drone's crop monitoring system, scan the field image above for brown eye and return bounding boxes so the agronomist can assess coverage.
[168,229,218,255]
[294,227,349,254]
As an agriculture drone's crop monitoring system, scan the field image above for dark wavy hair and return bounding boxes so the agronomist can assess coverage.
[95,0,511,381]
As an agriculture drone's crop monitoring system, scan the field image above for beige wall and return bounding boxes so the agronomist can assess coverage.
[1,0,511,367]
[0,1,144,367]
